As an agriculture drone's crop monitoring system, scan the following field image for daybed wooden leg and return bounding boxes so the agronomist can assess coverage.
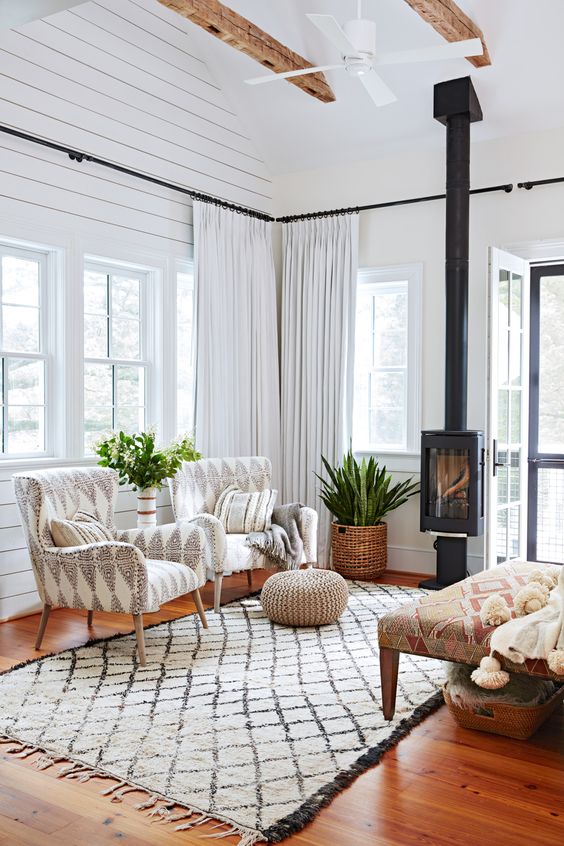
[87,610,94,627]
[191,589,208,629]
[35,603,52,649]
[214,575,223,613]
[380,647,400,720]
[133,614,146,666]
[246,570,253,589]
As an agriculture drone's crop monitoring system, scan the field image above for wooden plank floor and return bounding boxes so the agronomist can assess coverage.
[0,571,562,846]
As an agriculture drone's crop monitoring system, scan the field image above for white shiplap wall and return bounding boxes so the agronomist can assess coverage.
[0,0,272,620]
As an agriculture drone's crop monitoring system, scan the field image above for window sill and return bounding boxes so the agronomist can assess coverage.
[353,450,421,474]
[0,456,97,481]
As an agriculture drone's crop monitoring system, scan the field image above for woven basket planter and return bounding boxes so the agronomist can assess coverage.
[443,682,564,740]
[330,522,387,580]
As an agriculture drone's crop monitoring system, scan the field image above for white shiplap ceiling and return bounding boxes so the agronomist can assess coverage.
[0,1,87,28]
[151,0,564,175]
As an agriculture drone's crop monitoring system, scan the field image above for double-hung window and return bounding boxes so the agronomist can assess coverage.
[353,264,422,457]
[83,262,148,453]
[0,237,195,464]
[0,244,48,456]
[176,266,195,434]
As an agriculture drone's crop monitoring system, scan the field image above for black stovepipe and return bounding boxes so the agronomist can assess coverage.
[444,112,470,433]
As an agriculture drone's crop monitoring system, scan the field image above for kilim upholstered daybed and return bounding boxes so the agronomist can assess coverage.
[378,561,561,719]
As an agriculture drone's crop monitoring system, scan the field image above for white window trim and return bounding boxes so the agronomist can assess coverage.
[0,238,64,462]
[0,221,194,472]
[354,263,422,473]
[82,256,159,457]
[174,260,195,437]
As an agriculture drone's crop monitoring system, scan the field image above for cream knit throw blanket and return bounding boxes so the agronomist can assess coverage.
[473,566,564,689]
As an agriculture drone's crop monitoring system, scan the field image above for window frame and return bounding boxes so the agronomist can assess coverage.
[353,263,422,470]
[0,226,196,472]
[175,260,195,436]
[82,256,155,456]
[0,240,55,460]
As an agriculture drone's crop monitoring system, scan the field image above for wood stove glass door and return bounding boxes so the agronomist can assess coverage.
[487,248,529,567]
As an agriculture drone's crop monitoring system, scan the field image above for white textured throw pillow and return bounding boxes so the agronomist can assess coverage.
[50,510,114,548]
[214,485,277,534]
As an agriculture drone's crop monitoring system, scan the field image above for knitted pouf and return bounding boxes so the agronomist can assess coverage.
[261,568,349,627]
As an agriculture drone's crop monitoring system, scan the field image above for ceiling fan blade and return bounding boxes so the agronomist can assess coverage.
[245,64,344,85]
[376,38,483,66]
[359,70,397,107]
[306,13,358,56]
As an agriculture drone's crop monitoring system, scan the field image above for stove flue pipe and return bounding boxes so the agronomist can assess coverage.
[434,78,483,431]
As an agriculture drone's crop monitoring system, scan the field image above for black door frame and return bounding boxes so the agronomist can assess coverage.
[527,263,564,561]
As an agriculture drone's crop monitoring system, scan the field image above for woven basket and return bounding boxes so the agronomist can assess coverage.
[443,682,564,740]
[330,522,387,580]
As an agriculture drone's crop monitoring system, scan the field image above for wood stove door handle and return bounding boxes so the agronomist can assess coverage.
[492,439,507,476]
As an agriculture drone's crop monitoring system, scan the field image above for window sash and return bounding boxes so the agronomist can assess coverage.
[354,265,421,456]
[0,243,50,458]
[83,261,150,455]
[176,264,195,434]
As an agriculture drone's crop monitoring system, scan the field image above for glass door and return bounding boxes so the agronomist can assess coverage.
[527,264,564,562]
[487,248,529,566]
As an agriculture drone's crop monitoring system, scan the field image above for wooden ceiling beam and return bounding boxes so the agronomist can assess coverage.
[403,0,491,67]
[157,0,336,103]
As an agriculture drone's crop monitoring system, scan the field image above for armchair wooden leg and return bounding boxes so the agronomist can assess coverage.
[191,589,208,629]
[35,603,52,650]
[87,610,94,627]
[380,647,400,720]
[214,575,223,614]
[133,614,146,666]
[246,570,253,589]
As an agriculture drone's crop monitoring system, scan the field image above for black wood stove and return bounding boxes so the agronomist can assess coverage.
[419,77,485,590]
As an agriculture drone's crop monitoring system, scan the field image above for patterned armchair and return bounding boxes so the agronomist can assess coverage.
[13,467,208,665]
[168,456,318,612]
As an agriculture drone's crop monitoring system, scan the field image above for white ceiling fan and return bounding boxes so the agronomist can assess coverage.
[245,0,483,107]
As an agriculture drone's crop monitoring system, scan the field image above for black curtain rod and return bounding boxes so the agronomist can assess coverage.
[276,182,514,223]
[0,124,275,222]
[0,122,514,225]
[518,177,564,191]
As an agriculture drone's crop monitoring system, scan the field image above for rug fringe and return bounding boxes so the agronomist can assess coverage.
[0,733,267,846]
[134,793,159,809]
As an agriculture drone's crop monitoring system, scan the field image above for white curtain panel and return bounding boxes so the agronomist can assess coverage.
[281,214,359,565]
[193,201,281,482]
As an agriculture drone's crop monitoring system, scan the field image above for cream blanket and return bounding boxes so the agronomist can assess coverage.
[474,566,564,688]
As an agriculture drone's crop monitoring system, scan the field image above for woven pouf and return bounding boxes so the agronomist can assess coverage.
[261,568,349,627]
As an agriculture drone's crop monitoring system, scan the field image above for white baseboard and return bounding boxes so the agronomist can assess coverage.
[0,589,42,622]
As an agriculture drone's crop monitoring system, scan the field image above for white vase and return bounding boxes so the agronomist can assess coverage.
[137,487,157,528]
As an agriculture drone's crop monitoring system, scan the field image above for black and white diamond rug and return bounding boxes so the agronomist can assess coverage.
[0,582,444,845]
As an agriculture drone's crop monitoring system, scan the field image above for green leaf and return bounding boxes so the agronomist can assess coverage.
[317,447,419,526]
[93,429,202,490]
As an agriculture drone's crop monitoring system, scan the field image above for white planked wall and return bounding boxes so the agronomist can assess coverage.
[0,0,272,215]
[0,0,272,620]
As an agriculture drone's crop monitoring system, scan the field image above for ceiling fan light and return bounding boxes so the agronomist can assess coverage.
[345,56,373,77]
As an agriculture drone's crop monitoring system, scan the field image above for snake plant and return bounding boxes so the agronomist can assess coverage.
[316,448,419,526]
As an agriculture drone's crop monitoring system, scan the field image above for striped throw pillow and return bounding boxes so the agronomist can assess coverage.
[214,485,277,534]
[50,510,114,548]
